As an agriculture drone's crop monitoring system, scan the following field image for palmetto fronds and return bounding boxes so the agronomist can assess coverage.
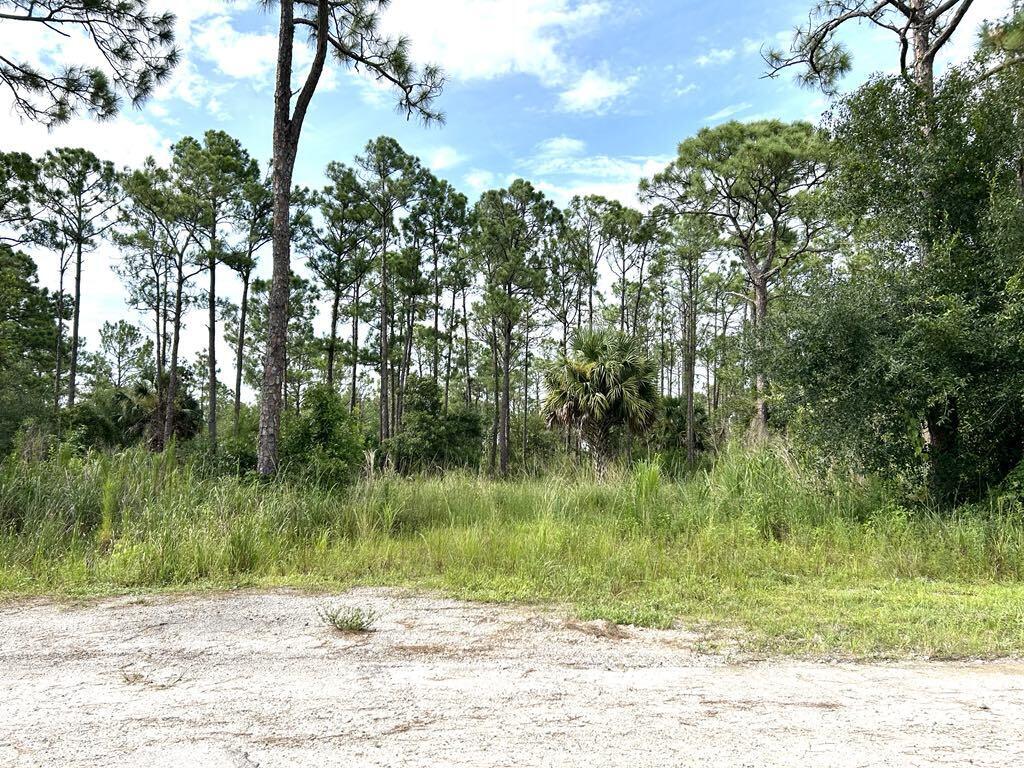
[543,329,659,467]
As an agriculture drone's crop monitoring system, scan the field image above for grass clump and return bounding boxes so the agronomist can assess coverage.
[317,604,378,633]
[1,442,1023,658]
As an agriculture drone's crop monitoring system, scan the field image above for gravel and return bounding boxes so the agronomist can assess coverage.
[1,588,1022,767]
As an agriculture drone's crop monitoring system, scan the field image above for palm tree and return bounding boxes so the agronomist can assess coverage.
[543,329,660,473]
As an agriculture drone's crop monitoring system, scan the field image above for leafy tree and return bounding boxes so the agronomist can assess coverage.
[564,196,613,333]
[543,329,660,474]
[171,131,259,453]
[113,164,171,407]
[0,152,37,241]
[227,172,273,437]
[600,201,657,335]
[418,174,468,388]
[473,179,557,476]
[666,214,718,465]
[257,0,443,476]
[354,136,423,443]
[299,162,372,391]
[384,375,483,473]
[120,159,203,448]
[32,148,120,407]
[642,120,830,433]
[0,246,57,453]
[770,56,1024,502]
[280,384,364,488]
[0,0,178,125]
[241,275,321,416]
[96,320,148,389]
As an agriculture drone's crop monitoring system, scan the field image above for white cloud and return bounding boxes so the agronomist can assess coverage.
[705,102,752,122]
[0,112,171,168]
[695,48,736,67]
[523,136,669,206]
[381,0,609,85]
[428,146,467,171]
[536,136,588,158]
[463,169,497,192]
[193,15,278,82]
[742,37,765,56]
[558,68,637,113]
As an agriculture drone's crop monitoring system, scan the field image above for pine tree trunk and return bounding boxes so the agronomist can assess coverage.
[443,289,456,413]
[351,285,360,413]
[462,289,472,404]
[379,242,390,443]
[207,238,218,453]
[327,287,340,389]
[499,319,512,477]
[432,249,441,384]
[163,270,184,447]
[751,274,770,435]
[233,270,250,438]
[153,257,164,401]
[68,241,83,407]
[522,318,529,468]
[488,326,499,474]
[257,0,326,475]
[54,266,66,411]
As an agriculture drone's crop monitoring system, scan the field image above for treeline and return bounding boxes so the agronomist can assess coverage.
[2,3,1024,506]
[0,132,751,478]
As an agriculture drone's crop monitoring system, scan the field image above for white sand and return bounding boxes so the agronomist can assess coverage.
[1,588,1022,767]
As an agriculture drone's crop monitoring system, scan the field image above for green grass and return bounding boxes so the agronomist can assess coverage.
[316,604,378,633]
[1,443,1023,659]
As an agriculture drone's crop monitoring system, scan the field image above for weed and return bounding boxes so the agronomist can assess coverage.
[317,604,378,633]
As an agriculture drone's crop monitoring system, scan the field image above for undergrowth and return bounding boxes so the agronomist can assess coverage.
[1,442,1022,658]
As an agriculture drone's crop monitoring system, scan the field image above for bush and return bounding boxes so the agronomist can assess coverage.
[384,376,483,474]
[649,397,712,473]
[280,384,364,487]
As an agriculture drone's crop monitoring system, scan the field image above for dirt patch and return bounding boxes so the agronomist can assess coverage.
[1,588,1022,767]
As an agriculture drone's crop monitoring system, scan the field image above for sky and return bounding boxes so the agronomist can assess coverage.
[0,0,1013,379]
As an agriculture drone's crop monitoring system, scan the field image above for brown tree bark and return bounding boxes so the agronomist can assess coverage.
[67,240,83,407]
[257,0,327,476]
[233,269,250,438]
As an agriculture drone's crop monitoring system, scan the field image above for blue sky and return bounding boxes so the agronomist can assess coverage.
[0,0,1012,366]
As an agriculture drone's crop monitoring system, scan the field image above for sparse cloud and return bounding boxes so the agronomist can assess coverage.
[536,136,588,158]
[463,169,497,192]
[428,146,467,171]
[705,102,753,122]
[695,48,736,67]
[381,0,610,85]
[524,136,670,206]
[558,68,637,114]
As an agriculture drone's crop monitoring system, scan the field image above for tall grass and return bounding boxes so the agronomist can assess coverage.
[2,442,1023,657]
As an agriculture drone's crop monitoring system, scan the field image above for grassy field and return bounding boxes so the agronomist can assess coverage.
[2,443,1023,659]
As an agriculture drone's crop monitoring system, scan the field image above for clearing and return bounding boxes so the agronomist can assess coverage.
[1,589,1022,767]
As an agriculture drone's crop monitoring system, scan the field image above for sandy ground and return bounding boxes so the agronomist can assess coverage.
[1,590,1022,767]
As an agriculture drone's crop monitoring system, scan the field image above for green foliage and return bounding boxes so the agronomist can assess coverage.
[0,1,178,126]
[651,397,712,471]
[769,71,1024,503]
[2,443,1024,656]
[0,246,57,454]
[0,151,37,235]
[317,604,378,633]
[544,329,660,470]
[384,376,483,474]
[281,384,364,487]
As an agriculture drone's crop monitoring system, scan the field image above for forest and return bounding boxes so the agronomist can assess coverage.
[2,0,1024,656]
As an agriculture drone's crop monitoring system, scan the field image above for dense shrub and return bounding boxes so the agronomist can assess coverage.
[384,376,483,473]
[280,384,364,486]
